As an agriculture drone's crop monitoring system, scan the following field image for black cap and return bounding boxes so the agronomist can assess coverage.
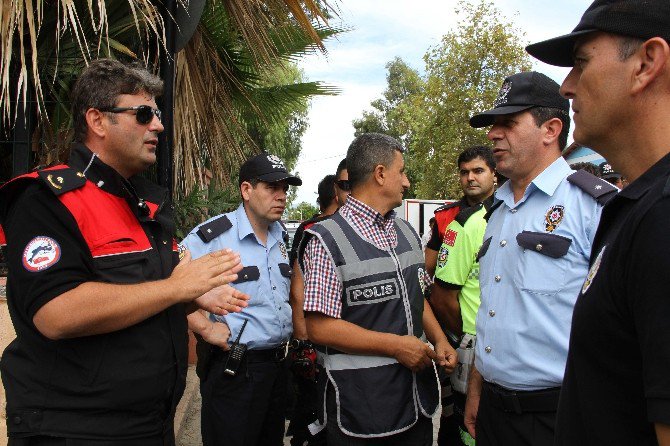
[599,161,621,180]
[239,153,302,186]
[469,71,569,128]
[527,0,670,67]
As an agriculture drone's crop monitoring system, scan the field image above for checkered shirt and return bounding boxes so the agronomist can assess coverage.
[302,196,399,318]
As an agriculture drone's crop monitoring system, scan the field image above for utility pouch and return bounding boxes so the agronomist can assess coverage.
[451,333,476,394]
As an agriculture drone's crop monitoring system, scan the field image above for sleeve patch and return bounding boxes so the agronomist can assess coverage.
[22,236,61,272]
[444,229,458,247]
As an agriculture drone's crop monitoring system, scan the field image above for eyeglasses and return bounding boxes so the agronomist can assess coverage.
[335,179,351,191]
[99,105,162,124]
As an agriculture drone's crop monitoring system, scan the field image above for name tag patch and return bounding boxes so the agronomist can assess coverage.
[346,279,399,306]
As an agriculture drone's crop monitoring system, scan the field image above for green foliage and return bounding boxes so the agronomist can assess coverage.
[353,0,532,199]
[413,0,531,198]
[352,57,425,197]
[352,56,423,145]
[247,64,312,173]
[286,201,320,221]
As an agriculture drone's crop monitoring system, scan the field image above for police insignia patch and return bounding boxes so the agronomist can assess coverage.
[279,242,288,259]
[444,229,458,247]
[494,81,512,107]
[437,244,449,268]
[582,246,605,295]
[22,236,61,272]
[177,243,187,261]
[544,205,565,232]
[267,154,285,169]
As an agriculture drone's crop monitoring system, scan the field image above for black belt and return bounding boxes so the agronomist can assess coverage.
[214,343,288,363]
[483,381,560,414]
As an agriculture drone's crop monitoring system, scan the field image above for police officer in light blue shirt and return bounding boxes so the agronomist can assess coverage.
[462,72,617,446]
[182,153,301,446]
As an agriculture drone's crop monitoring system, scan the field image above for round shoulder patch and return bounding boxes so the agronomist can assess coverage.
[22,236,61,272]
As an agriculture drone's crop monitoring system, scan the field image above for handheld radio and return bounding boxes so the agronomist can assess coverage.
[223,319,248,376]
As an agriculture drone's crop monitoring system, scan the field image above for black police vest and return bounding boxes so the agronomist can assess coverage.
[304,212,439,437]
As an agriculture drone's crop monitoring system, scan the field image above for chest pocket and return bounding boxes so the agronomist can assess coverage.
[279,263,293,278]
[278,262,292,301]
[92,251,150,284]
[513,231,572,296]
[233,266,260,284]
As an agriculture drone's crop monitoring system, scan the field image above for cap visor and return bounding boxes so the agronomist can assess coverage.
[469,105,534,128]
[257,172,303,186]
[526,29,595,67]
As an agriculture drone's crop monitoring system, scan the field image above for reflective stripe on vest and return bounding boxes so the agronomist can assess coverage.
[305,213,439,437]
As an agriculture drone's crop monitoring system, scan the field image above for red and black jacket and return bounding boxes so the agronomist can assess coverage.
[0,144,187,440]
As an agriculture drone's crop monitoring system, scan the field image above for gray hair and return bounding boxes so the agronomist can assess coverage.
[618,36,645,60]
[346,133,405,188]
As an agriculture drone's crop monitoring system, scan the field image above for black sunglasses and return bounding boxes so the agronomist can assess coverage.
[335,179,351,191]
[99,105,162,124]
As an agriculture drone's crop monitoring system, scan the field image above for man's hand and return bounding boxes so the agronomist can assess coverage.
[433,339,458,373]
[170,248,243,302]
[393,335,438,372]
[464,365,483,439]
[195,284,250,316]
[201,321,231,350]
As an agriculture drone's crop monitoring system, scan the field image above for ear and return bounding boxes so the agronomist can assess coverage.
[85,108,107,139]
[541,117,563,147]
[372,164,386,186]
[632,37,670,94]
[240,182,253,201]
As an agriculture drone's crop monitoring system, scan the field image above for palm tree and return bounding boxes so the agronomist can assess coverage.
[0,0,341,196]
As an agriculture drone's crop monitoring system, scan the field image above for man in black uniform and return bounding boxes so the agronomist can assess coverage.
[527,0,670,444]
[0,59,248,445]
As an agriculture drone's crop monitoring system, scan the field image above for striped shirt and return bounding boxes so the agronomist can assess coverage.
[302,196,399,318]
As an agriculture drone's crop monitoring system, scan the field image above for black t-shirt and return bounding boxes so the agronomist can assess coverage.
[555,152,670,445]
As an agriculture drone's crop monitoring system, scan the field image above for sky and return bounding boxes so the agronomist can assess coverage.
[292,0,592,206]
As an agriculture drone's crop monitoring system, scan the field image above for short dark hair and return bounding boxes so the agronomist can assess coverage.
[570,162,599,176]
[317,174,337,212]
[457,146,495,171]
[336,158,347,179]
[346,133,405,188]
[528,106,571,150]
[71,58,164,142]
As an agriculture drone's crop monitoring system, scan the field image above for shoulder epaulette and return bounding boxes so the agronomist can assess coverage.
[484,199,503,222]
[434,200,461,214]
[35,166,87,196]
[197,215,232,243]
[455,203,483,226]
[567,170,618,205]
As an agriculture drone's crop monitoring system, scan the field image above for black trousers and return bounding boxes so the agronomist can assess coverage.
[288,373,327,446]
[8,436,166,446]
[325,387,433,446]
[475,382,558,446]
[200,349,288,446]
[436,373,461,446]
